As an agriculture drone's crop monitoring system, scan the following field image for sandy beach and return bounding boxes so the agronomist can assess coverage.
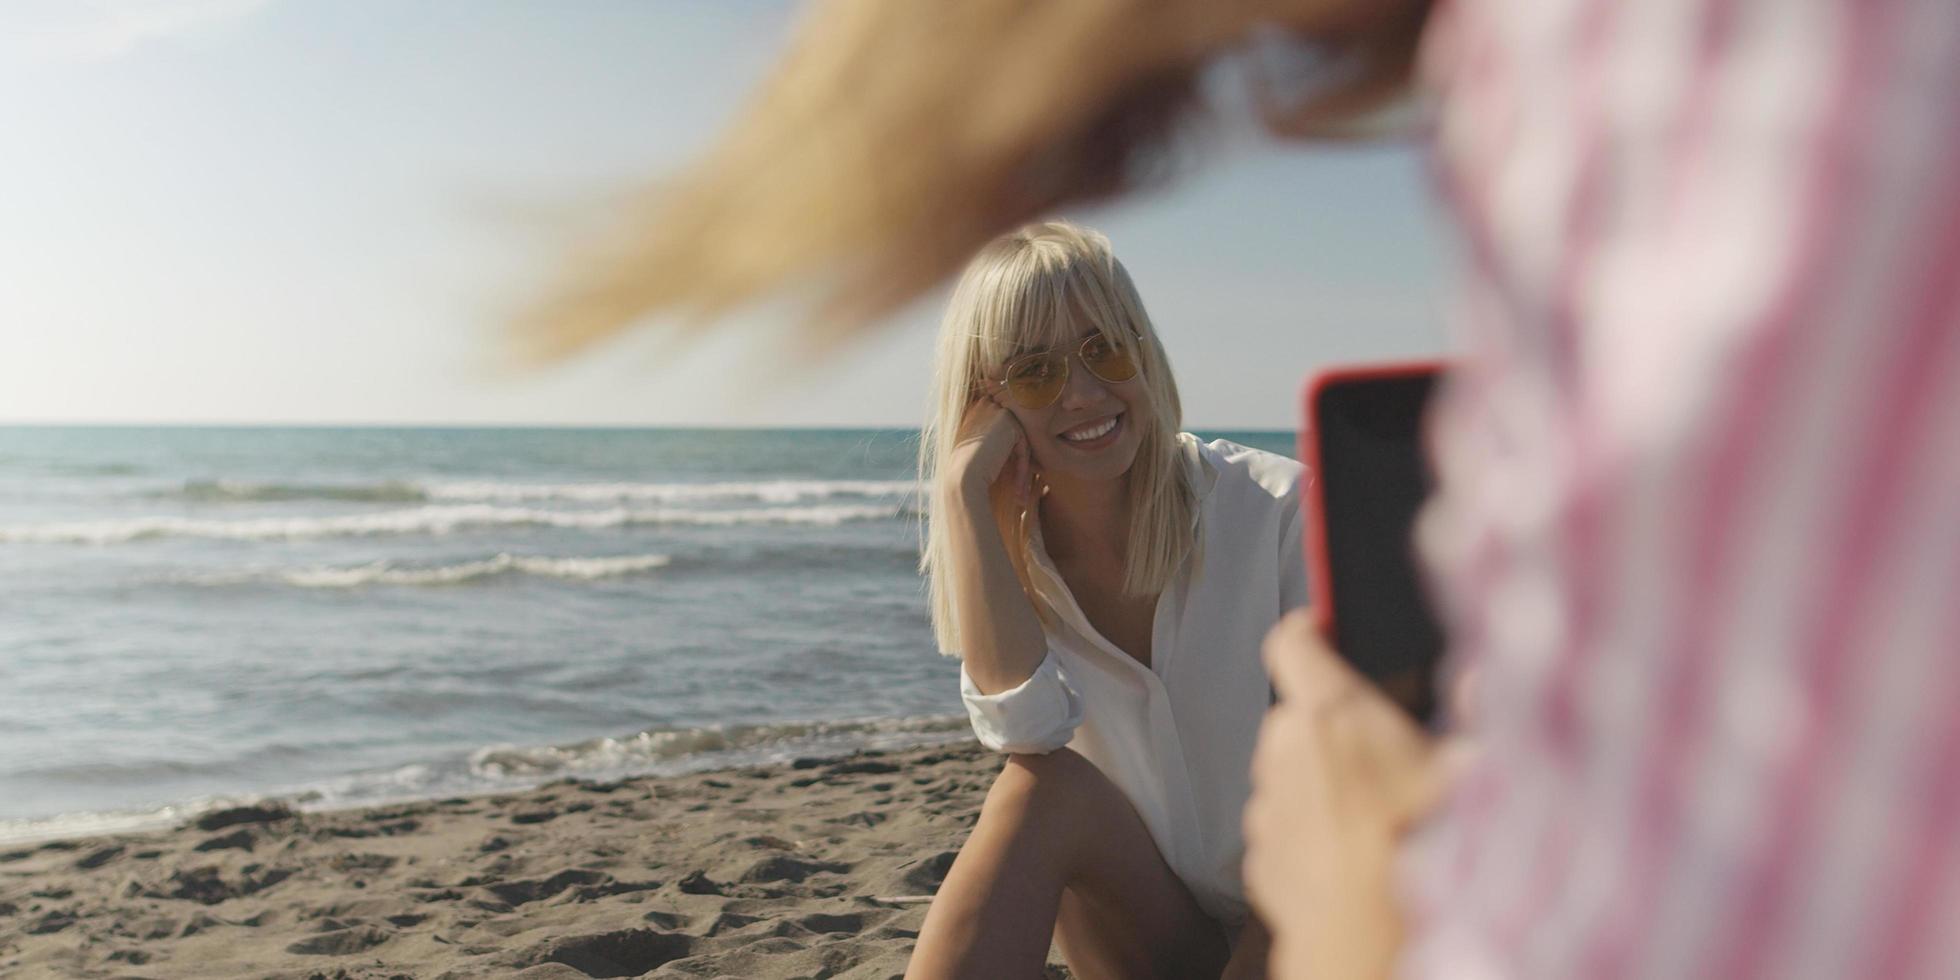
[0,741,1070,980]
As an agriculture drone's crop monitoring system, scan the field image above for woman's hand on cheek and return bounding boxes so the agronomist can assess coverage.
[947,388,1039,538]
[989,389,1037,508]
[1242,611,1457,980]
[949,388,1027,495]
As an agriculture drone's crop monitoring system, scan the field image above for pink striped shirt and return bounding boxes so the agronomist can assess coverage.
[1402,0,1960,977]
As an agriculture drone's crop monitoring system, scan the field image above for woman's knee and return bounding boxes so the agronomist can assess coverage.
[981,748,1115,832]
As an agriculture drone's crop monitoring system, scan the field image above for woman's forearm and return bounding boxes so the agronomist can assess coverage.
[943,484,1048,695]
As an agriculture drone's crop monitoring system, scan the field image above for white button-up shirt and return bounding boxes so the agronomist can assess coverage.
[959,435,1308,925]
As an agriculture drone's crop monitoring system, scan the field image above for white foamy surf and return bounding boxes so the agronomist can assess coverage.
[425,479,917,505]
[163,477,917,506]
[182,553,674,588]
[0,503,905,545]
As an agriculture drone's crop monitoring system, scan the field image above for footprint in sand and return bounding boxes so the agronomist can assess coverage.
[140,865,295,905]
[795,911,871,934]
[328,852,397,873]
[26,910,78,935]
[676,870,724,895]
[523,927,695,978]
[193,830,256,853]
[73,844,125,868]
[705,909,759,937]
[120,914,179,940]
[640,909,689,930]
[827,759,903,776]
[832,810,889,828]
[740,854,850,884]
[317,818,420,839]
[194,804,294,833]
[485,868,661,906]
[284,924,393,955]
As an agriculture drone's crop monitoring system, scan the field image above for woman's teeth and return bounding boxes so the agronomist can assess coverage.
[1062,415,1120,442]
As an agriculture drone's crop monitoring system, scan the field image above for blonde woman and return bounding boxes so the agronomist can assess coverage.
[522,0,1960,977]
[907,220,1303,980]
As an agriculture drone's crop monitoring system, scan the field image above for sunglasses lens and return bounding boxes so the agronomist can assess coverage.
[1080,334,1139,384]
[1005,354,1065,408]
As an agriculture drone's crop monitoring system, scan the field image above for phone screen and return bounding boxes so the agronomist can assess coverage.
[1311,370,1444,725]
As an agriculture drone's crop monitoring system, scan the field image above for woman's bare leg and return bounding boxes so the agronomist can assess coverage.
[905,749,1229,980]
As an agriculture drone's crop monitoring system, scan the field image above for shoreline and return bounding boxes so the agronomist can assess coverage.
[0,719,976,850]
[0,740,1066,979]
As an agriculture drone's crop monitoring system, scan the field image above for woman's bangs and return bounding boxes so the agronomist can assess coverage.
[962,234,1146,382]
[1060,262,1144,354]
[973,264,1073,370]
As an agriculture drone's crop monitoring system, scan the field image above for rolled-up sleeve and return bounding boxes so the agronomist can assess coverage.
[959,649,1084,754]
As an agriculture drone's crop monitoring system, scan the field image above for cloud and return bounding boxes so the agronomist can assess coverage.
[0,0,273,65]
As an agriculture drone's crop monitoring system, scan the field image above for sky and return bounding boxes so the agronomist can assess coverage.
[0,0,1454,429]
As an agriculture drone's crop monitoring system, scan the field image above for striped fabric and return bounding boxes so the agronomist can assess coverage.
[1400,0,1960,977]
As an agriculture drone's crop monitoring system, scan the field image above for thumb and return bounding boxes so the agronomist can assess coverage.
[1384,731,1473,832]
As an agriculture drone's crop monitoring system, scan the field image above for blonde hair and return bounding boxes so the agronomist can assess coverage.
[919,221,1193,656]
[512,0,1432,359]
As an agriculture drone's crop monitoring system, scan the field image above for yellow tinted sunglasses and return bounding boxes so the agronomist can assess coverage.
[994,332,1142,410]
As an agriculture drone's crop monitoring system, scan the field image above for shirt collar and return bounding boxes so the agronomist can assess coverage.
[1179,432,1218,530]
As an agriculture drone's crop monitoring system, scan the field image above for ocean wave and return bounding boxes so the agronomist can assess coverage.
[162,543,911,589]
[11,743,321,784]
[158,477,916,505]
[184,552,674,588]
[49,462,146,477]
[0,800,245,848]
[0,503,906,545]
[175,478,427,503]
[426,479,917,505]
[467,715,972,779]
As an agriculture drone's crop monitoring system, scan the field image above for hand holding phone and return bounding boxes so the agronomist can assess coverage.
[1298,361,1446,726]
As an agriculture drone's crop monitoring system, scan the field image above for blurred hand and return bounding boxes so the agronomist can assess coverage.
[1243,611,1464,980]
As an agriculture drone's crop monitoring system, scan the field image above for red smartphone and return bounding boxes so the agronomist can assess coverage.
[1299,360,1447,726]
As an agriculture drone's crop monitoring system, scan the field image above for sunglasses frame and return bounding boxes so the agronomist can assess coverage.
[994,329,1144,410]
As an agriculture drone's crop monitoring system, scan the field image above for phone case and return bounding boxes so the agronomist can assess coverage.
[1298,359,1449,641]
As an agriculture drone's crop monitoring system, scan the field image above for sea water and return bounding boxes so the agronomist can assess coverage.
[0,426,1292,842]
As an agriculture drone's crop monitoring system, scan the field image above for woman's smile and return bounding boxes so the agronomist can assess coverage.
[1056,411,1124,450]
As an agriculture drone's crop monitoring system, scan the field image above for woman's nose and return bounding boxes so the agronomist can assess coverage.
[1057,354,1108,408]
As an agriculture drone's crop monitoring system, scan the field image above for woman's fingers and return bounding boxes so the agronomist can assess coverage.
[956,389,1036,528]
[952,388,1023,475]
